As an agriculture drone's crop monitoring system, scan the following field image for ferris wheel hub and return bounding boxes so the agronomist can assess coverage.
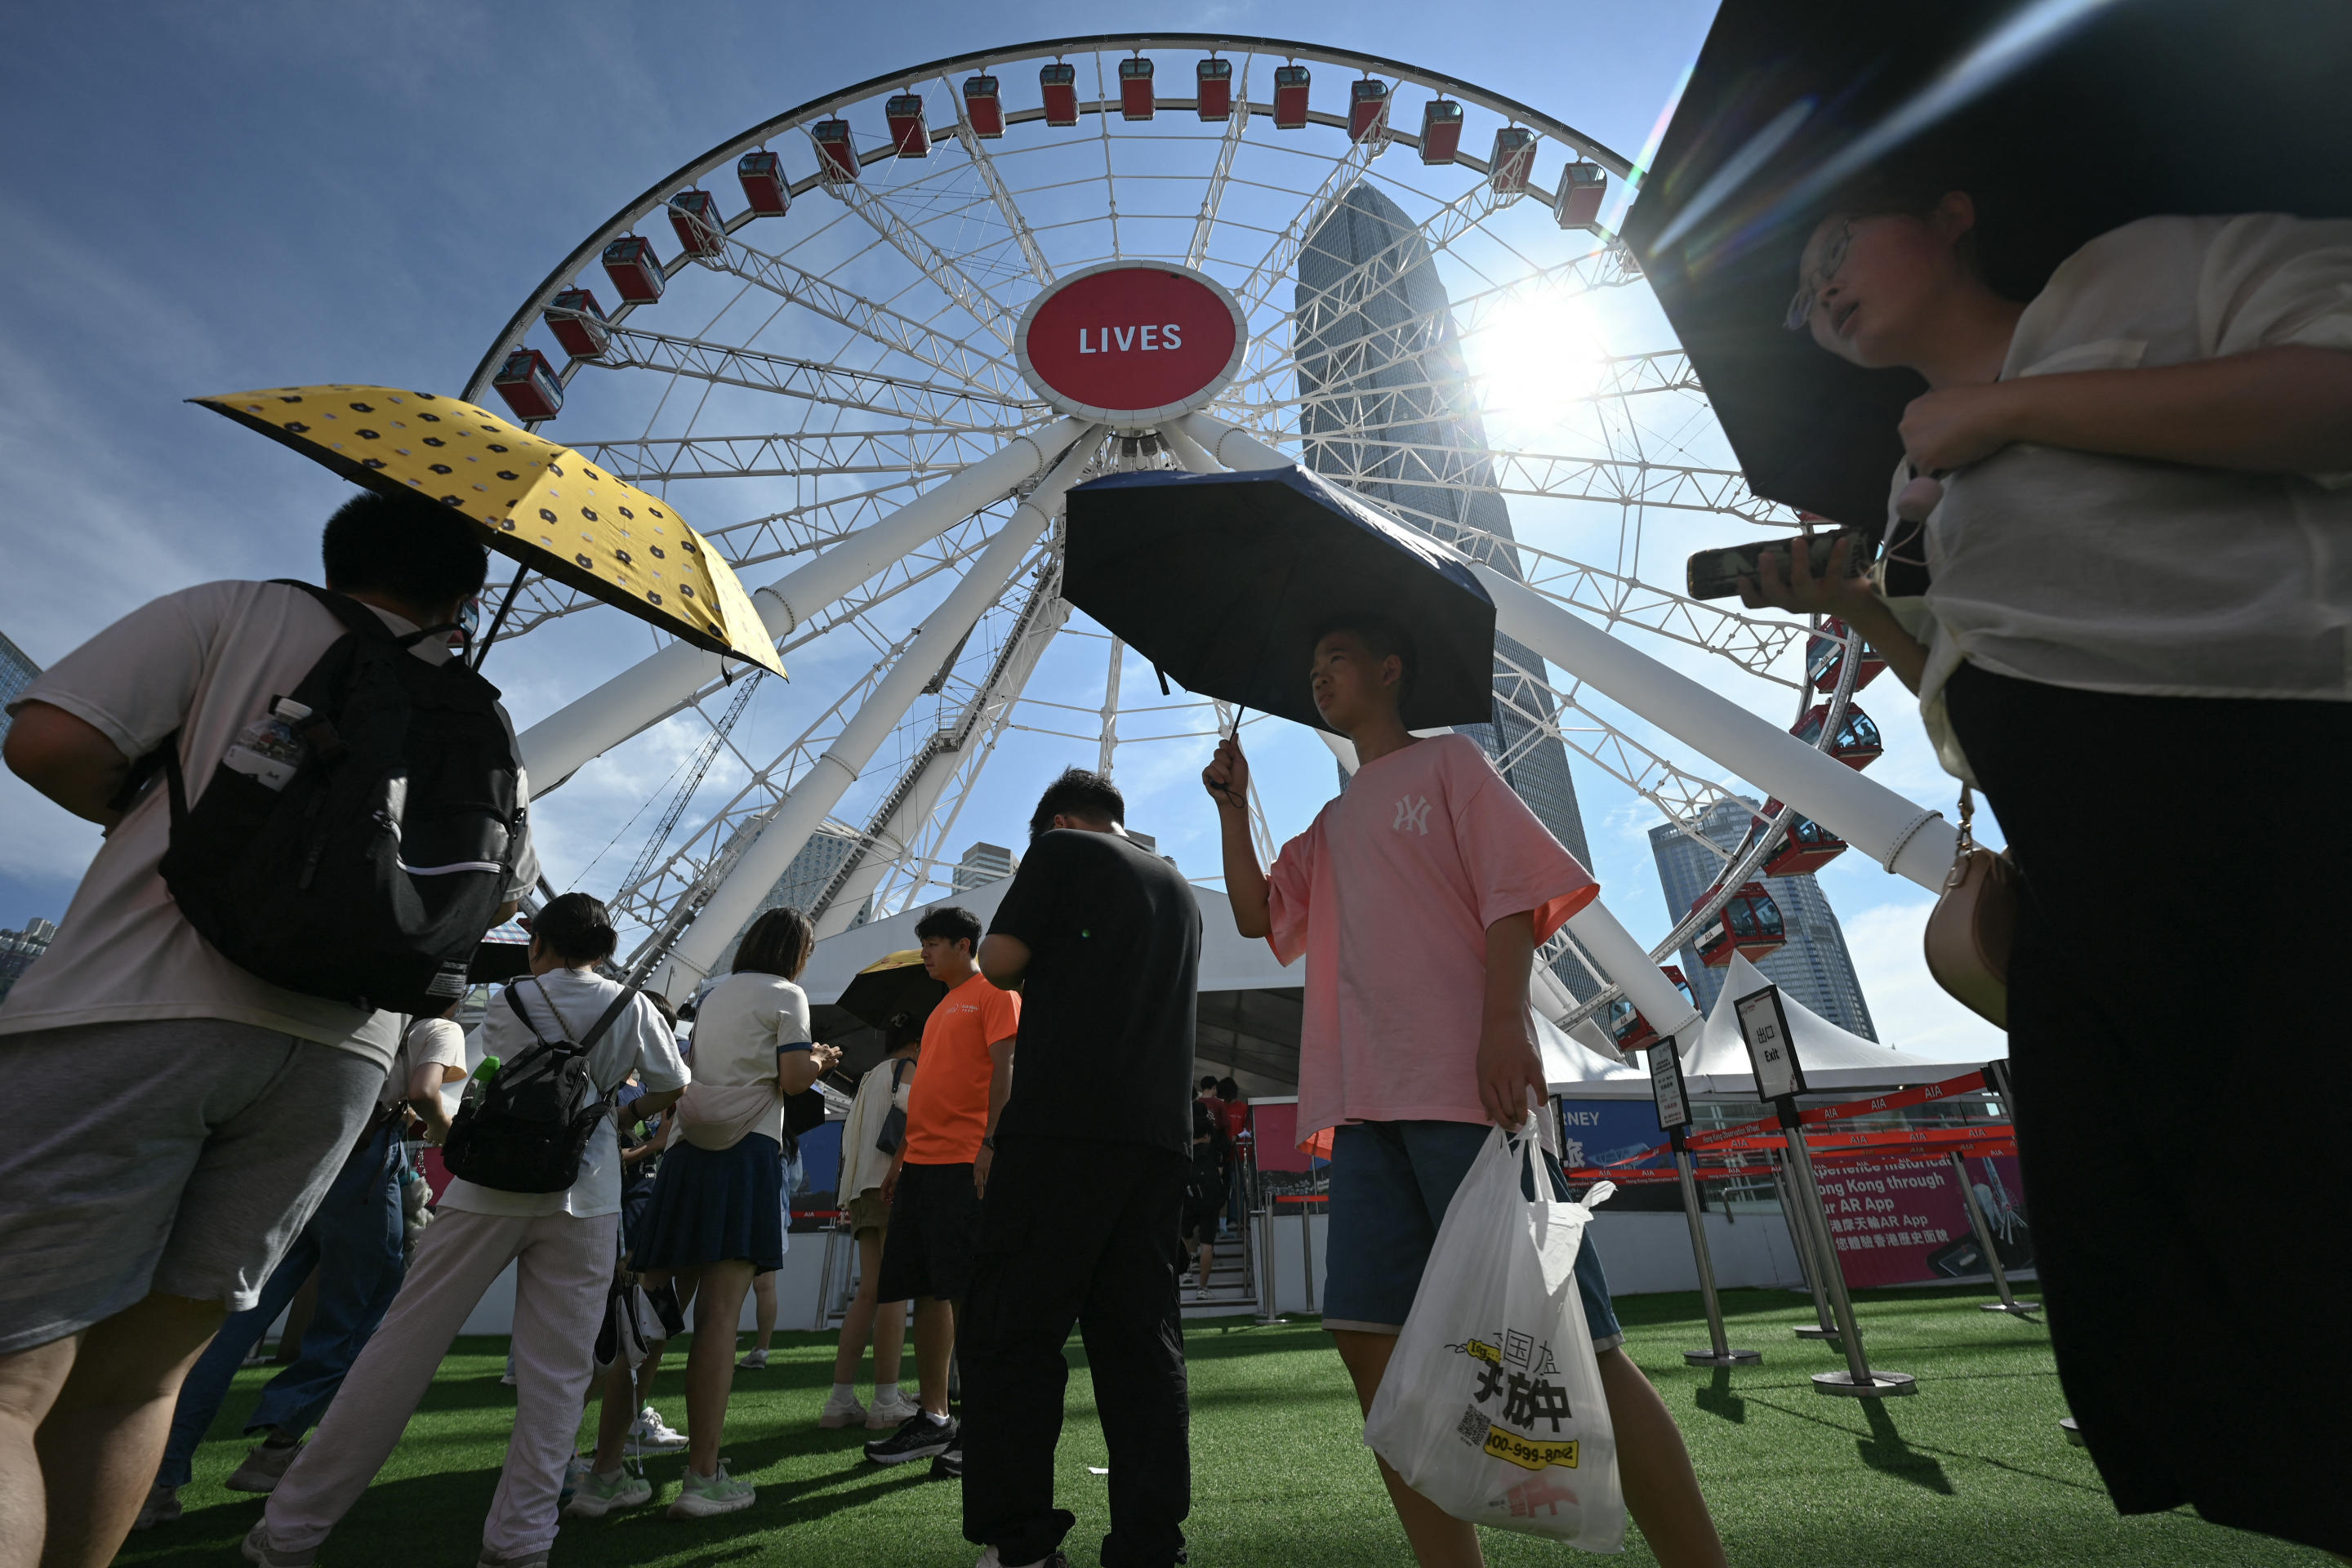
[1013,260,1248,434]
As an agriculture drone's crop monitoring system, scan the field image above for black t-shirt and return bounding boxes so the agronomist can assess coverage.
[987,828,1202,1156]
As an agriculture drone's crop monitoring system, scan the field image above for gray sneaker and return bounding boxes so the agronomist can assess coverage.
[564,1466,653,1518]
[240,1521,318,1568]
[668,1461,755,1519]
[131,1483,180,1530]
[225,1437,304,1494]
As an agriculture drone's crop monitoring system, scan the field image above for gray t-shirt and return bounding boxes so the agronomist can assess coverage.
[0,580,538,1068]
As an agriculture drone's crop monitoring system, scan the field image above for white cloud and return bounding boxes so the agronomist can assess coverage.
[1839,895,2007,1060]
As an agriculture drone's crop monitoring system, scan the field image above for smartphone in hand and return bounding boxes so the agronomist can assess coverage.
[1686,531,1866,600]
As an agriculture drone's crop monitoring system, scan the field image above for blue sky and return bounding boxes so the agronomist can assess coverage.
[0,1,2002,1057]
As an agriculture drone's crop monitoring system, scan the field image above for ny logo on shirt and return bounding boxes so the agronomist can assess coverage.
[1393,795,1432,835]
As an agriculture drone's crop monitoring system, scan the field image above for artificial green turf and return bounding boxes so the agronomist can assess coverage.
[121,1285,2330,1566]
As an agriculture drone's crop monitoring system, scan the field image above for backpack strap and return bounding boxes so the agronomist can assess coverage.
[274,579,459,650]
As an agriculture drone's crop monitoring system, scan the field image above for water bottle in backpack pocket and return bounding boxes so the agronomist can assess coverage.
[220,698,313,791]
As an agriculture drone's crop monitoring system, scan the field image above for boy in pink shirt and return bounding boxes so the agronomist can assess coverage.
[1207,616,1722,1568]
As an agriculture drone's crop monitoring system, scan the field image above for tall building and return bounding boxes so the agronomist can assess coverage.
[0,630,38,742]
[953,841,1017,892]
[717,825,866,968]
[1646,798,1878,1039]
[1294,183,1597,996]
[0,918,56,1003]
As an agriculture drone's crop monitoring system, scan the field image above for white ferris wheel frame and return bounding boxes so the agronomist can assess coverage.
[461,33,1958,1037]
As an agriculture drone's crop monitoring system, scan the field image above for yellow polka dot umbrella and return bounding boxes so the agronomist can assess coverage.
[192,384,785,676]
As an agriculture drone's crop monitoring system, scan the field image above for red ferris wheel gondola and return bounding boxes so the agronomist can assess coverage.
[1608,966,1695,1053]
[599,235,663,305]
[1118,56,1156,121]
[542,288,609,360]
[491,348,563,421]
[1040,61,1079,126]
[812,118,861,182]
[1419,98,1464,163]
[962,74,1004,137]
[666,190,724,259]
[1791,702,1883,769]
[1196,56,1232,121]
[1554,161,1607,229]
[1348,78,1390,142]
[887,94,932,158]
[1272,64,1312,128]
[1749,799,1849,876]
[1490,127,1538,194]
[1806,616,1888,693]
[1692,882,1785,968]
[735,149,790,216]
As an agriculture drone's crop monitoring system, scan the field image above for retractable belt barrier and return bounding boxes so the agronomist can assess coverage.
[1597,1070,1998,1170]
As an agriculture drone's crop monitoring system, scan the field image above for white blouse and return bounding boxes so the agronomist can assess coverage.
[1897,213,2352,781]
[686,971,813,1147]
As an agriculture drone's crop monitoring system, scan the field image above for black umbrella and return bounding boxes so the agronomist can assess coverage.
[835,950,947,1031]
[1062,465,1496,733]
[1622,0,2352,531]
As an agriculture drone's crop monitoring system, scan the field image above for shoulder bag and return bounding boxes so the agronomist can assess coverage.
[1921,786,2020,1028]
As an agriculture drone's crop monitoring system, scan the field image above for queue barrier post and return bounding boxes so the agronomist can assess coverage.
[1773,1153,1842,1340]
[1949,1152,2039,1316]
[1645,1036,1759,1367]
[1735,984,1917,1399]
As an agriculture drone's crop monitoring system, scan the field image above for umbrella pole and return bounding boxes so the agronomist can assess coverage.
[470,567,528,673]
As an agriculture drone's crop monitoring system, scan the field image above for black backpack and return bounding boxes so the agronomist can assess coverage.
[442,979,637,1194]
[147,581,525,1016]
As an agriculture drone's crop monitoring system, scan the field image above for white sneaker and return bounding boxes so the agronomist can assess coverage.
[818,1388,867,1428]
[736,1347,769,1370]
[240,1521,318,1567]
[629,1405,688,1452]
[866,1391,922,1429]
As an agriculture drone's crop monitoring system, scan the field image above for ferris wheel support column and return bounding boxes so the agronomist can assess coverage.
[653,427,1106,998]
[1474,570,1958,890]
[518,415,1094,793]
[1316,728,1701,1044]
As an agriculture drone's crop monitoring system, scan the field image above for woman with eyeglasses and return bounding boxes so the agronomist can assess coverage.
[1744,169,2352,1557]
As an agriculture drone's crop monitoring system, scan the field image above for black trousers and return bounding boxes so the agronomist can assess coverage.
[1945,662,2352,1557]
[960,1135,1191,1568]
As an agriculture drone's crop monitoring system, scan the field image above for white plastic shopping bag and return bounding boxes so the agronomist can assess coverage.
[1362,1122,1624,1550]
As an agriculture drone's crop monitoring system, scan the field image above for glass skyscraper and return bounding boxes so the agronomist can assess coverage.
[0,629,38,742]
[1294,184,1598,997]
[1646,797,1878,1039]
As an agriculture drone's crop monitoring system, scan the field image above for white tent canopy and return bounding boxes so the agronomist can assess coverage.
[1676,954,1998,1096]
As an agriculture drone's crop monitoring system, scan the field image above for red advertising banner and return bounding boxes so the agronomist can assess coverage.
[1811,1153,2033,1289]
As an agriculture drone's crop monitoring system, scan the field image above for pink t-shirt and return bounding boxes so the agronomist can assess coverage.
[1267,734,1598,1138]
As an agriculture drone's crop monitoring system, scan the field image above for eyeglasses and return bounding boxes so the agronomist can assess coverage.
[456,595,482,645]
[1784,220,1853,332]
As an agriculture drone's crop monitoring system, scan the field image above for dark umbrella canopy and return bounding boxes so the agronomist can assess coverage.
[1063,465,1497,733]
[835,950,947,1031]
[1622,0,2352,531]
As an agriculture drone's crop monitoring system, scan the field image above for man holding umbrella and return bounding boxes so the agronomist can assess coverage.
[1204,617,1724,1568]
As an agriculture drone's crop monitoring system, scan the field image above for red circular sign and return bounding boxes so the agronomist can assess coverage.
[1016,262,1245,424]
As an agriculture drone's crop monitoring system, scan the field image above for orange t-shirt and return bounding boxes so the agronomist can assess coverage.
[901,972,1021,1165]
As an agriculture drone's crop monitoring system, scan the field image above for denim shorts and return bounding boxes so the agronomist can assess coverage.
[1321,1120,1623,1351]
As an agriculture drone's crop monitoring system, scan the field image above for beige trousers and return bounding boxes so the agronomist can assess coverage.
[261,1207,616,1557]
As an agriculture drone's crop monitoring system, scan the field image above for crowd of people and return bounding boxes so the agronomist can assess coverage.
[1,163,2346,1568]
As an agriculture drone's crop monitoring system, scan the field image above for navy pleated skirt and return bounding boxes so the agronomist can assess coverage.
[630,1131,785,1274]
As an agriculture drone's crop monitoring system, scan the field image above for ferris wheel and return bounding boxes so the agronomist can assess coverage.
[461,33,1946,1035]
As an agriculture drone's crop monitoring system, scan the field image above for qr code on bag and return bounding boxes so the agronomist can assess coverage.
[1455,1403,1492,1448]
